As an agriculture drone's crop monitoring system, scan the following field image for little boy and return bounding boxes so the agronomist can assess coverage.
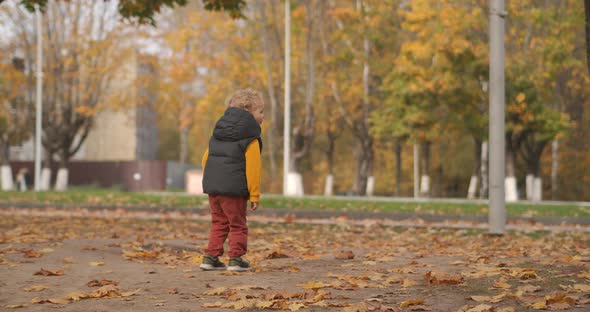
[200,88,264,271]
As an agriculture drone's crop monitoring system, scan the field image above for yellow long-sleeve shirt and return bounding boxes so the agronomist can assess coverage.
[201,139,261,202]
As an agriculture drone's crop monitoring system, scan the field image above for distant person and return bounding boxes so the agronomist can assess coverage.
[16,168,30,191]
[200,88,264,272]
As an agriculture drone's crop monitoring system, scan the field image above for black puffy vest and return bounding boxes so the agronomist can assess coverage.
[202,107,262,196]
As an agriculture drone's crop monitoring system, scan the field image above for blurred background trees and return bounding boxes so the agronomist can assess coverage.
[0,0,588,200]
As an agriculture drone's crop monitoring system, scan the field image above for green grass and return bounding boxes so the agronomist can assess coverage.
[0,189,588,218]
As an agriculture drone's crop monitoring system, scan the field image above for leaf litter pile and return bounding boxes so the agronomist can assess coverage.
[0,212,589,311]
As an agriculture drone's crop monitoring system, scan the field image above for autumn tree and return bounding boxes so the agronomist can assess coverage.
[1,1,130,190]
[0,53,31,190]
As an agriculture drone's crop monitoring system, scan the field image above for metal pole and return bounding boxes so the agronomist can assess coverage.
[413,143,419,198]
[283,0,291,195]
[34,6,43,191]
[489,0,506,234]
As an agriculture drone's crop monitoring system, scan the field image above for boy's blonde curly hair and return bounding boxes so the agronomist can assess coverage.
[227,88,264,112]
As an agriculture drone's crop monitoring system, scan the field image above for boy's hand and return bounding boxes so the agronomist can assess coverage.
[250,202,259,211]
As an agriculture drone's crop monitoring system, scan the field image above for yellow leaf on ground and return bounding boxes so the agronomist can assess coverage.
[335,250,355,260]
[288,302,306,311]
[40,248,54,253]
[33,268,64,276]
[493,279,512,289]
[65,292,88,301]
[496,307,516,312]
[5,304,27,308]
[121,288,142,297]
[577,271,590,280]
[63,257,74,263]
[466,304,494,312]
[47,298,70,304]
[299,281,329,290]
[424,271,464,285]
[202,301,224,308]
[23,285,48,292]
[401,278,419,288]
[24,250,42,258]
[529,301,546,310]
[573,284,590,292]
[400,298,425,307]
[255,300,275,308]
[89,262,105,266]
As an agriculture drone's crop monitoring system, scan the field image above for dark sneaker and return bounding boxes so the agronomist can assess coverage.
[228,257,251,272]
[200,255,226,271]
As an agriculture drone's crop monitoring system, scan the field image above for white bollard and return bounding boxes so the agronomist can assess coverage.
[532,177,542,202]
[54,168,69,191]
[40,168,51,191]
[1,165,14,191]
[366,176,375,197]
[505,176,518,202]
[467,175,478,199]
[526,174,534,200]
[324,174,334,196]
[420,175,430,196]
[286,172,304,196]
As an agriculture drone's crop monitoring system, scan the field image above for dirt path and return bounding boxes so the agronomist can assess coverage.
[1,211,589,311]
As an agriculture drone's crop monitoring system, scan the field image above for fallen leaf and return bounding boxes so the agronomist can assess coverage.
[121,289,142,297]
[529,300,546,310]
[33,268,64,276]
[493,279,512,289]
[23,285,49,292]
[401,278,419,288]
[24,250,42,258]
[255,300,275,308]
[63,257,74,263]
[287,302,306,311]
[573,284,590,292]
[89,262,105,266]
[517,285,542,293]
[234,285,270,291]
[299,281,329,290]
[466,304,494,312]
[5,304,27,308]
[400,298,425,307]
[496,307,516,312]
[47,298,70,305]
[167,288,178,294]
[266,249,290,259]
[424,271,464,285]
[65,292,88,301]
[40,248,54,253]
[87,279,118,287]
[335,250,355,260]
[203,301,224,308]
[547,302,572,310]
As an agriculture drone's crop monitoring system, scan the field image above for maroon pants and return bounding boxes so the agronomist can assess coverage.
[204,194,248,258]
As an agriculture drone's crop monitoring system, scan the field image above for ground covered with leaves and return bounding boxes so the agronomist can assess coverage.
[0,210,589,311]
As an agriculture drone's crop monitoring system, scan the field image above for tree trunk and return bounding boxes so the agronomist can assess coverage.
[551,139,558,200]
[505,148,518,202]
[324,134,336,196]
[259,0,278,187]
[290,0,315,179]
[179,127,188,163]
[354,139,373,196]
[585,0,590,74]
[54,155,69,191]
[395,142,402,196]
[468,138,482,199]
[0,141,14,191]
[479,141,489,199]
[420,142,431,197]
